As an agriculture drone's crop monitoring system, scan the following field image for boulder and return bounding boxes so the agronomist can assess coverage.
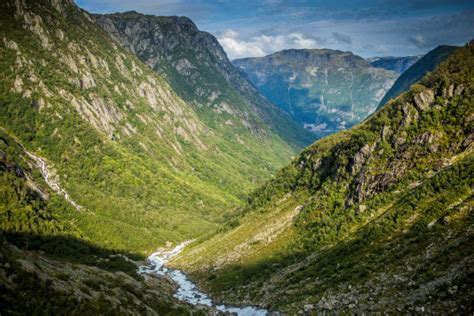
[454,84,464,96]
[413,89,434,112]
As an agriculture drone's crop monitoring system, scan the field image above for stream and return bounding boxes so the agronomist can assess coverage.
[138,241,269,316]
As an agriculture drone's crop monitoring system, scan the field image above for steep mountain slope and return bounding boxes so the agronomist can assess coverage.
[233,49,398,137]
[0,0,296,254]
[368,55,422,73]
[0,130,217,314]
[379,45,458,107]
[94,11,315,149]
[173,42,474,314]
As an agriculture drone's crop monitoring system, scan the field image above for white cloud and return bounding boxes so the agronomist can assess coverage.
[217,29,318,59]
[217,30,266,58]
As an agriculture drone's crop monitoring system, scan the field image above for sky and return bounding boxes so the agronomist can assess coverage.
[75,0,474,60]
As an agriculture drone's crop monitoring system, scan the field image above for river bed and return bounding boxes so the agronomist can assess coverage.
[138,241,269,316]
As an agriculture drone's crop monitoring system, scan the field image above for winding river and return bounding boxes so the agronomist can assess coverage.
[138,241,269,316]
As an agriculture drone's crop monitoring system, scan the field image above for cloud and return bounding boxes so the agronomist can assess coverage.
[332,32,352,44]
[217,30,318,59]
[408,34,428,48]
[217,30,266,59]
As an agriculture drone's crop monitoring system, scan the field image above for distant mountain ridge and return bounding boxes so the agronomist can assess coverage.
[379,45,458,107]
[368,55,422,73]
[234,49,397,137]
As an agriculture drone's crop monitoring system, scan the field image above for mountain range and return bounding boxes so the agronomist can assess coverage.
[368,55,422,73]
[94,11,314,149]
[234,49,398,137]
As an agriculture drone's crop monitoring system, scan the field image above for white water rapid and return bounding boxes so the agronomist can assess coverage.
[138,241,269,316]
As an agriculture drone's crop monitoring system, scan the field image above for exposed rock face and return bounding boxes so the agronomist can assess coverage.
[413,89,435,112]
[350,143,375,176]
[94,11,314,148]
[233,49,398,136]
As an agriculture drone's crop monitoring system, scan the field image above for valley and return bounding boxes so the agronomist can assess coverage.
[0,0,472,315]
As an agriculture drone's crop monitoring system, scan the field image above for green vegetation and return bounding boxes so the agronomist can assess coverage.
[379,45,458,107]
[172,42,474,313]
[0,0,297,254]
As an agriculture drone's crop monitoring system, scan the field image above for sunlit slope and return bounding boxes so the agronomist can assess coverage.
[0,0,294,252]
[173,42,474,314]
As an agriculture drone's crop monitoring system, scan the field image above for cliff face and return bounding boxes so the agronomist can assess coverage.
[173,42,474,314]
[234,49,398,137]
[94,12,315,149]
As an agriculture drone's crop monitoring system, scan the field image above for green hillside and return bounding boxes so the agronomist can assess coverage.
[379,45,458,107]
[172,42,474,314]
[0,0,296,254]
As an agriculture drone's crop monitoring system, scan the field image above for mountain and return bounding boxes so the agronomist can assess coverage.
[172,42,474,314]
[233,49,398,137]
[94,11,315,149]
[379,45,458,107]
[0,0,308,254]
[0,129,217,314]
[368,55,422,73]
[0,0,314,312]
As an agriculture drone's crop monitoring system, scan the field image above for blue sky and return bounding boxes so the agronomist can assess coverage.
[75,0,474,59]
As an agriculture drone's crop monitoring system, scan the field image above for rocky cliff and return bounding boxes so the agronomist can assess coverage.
[94,11,315,149]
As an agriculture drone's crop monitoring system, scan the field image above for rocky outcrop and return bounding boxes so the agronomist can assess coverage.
[413,89,435,112]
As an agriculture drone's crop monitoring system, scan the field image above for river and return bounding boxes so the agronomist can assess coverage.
[138,241,269,316]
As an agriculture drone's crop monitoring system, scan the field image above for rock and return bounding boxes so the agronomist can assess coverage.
[16,259,37,273]
[350,144,375,176]
[454,84,464,96]
[413,131,441,145]
[442,84,454,99]
[303,304,314,312]
[462,133,474,150]
[393,131,408,146]
[294,205,304,212]
[356,204,366,215]
[413,89,434,112]
[401,102,419,127]
[381,125,392,140]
